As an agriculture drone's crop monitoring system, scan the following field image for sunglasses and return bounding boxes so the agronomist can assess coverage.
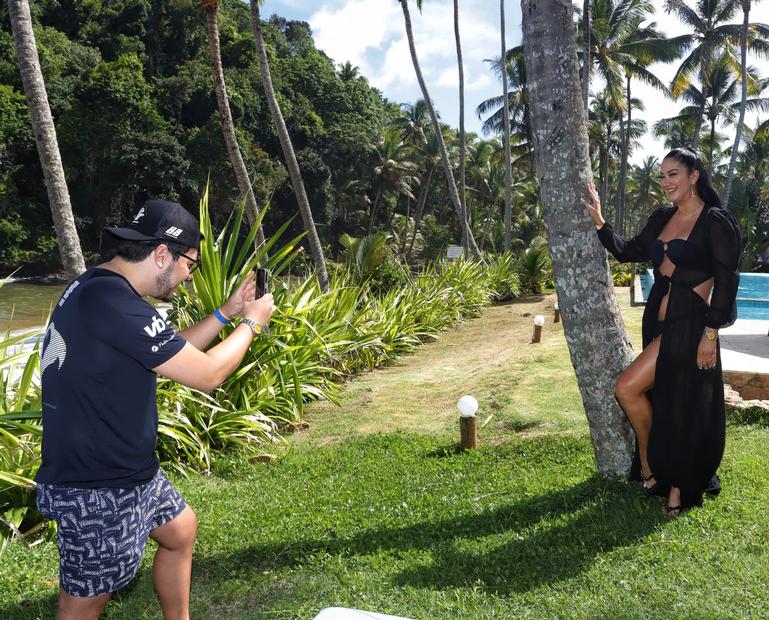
[179,252,201,273]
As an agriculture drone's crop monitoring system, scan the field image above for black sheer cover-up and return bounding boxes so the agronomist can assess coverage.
[597,205,742,508]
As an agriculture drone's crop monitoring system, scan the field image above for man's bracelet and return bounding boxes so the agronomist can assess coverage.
[213,308,231,325]
[703,329,718,342]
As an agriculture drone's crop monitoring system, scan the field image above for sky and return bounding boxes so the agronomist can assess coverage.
[261,0,769,166]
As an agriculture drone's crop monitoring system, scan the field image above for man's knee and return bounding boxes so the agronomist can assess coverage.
[57,589,111,620]
[151,505,198,552]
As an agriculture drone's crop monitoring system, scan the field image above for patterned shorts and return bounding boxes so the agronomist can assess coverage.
[36,469,186,597]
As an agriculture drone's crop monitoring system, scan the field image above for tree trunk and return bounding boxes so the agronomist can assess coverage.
[617,74,632,237]
[521,0,635,475]
[368,189,382,236]
[204,3,266,250]
[480,201,495,251]
[399,0,481,257]
[501,0,513,251]
[454,0,469,254]
[691,100,705,150]
[8,0,86,279]
[250,1,329,291]
[616,105,626,235]
[407,165,433,260]
[723,0,749,210]
[582,0,590,112]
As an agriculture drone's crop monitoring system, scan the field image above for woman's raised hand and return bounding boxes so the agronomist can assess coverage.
[582,181,606,229]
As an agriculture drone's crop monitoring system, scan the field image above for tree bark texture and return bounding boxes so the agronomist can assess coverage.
[521,0,635,475]
[399,0,481,257]
[501,0,513,251]
[8,0,86,279]
[723,0,750,210]
[250,1,330,291]
[204,4,266,249]
[581,0,590,112]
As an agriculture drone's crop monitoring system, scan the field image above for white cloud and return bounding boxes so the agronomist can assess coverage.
[308,0,516,130]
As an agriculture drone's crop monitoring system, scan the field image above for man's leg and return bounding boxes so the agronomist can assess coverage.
[56,589,111,620]
[149,505,198,620]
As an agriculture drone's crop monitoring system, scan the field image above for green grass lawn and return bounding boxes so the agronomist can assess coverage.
[3,290,769,619]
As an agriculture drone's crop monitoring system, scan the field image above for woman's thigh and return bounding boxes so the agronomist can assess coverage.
[616,337,661,399]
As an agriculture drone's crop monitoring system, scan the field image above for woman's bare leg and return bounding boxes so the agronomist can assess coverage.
[615,337,660,487]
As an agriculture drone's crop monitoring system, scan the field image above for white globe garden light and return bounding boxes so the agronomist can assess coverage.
[534,314,545,327]
[457,395,478,418]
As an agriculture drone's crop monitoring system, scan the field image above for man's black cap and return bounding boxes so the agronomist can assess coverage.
[104,200,202,250]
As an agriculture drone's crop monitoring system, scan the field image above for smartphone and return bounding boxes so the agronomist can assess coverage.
[255,268,269,299]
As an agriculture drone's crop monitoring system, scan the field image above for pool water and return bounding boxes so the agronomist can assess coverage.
[638,271,769,321]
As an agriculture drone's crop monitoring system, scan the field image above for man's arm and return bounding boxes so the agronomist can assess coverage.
[177,273,257,350]
[156,293,274,392]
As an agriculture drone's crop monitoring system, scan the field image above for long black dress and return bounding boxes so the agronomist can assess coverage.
[598,205,742,507]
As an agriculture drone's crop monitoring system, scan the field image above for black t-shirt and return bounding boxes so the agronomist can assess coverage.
[35,268,186,488]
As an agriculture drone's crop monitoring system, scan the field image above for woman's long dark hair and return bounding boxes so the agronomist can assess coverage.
[664,147,722,208]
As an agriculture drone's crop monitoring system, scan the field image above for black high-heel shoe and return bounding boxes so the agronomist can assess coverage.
[641,471,660,497]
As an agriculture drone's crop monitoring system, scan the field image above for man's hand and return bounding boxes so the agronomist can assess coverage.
[220,272,257,319]
[243,293,276,326]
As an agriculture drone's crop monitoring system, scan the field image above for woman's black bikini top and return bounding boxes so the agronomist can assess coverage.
[649,238,703,270]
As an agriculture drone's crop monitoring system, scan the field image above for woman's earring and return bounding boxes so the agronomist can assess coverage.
[690,185,695,197]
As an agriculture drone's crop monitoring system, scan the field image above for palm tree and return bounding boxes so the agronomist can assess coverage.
[580,0,684,232]
[398,0,481,257]
[249,1,329,291]
[664,0,769,148]
[587,92,624,210]
[7,0,86,278]
[201,0,266,249]
[367,125,419,235]
[522,0,636,474]
[723,0,756,208]
[453,0,469,252]
[658,56,769,171]
[338,61,361,82]
[500,0,514,250]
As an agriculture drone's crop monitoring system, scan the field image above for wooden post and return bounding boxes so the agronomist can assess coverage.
[460,415,477,450]
[531,315,545,343]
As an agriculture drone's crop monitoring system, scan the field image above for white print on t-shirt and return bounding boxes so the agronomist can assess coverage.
[143,315,167,338]
[152,334,176,353]
[132,207,145,223]
[40,322,66,377]
[57,280,80,307]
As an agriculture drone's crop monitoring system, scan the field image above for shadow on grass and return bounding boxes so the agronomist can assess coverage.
[190,475,660,597]
[0,476,663,618]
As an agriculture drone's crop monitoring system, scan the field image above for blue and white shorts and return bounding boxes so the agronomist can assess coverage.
[36,469,186,597]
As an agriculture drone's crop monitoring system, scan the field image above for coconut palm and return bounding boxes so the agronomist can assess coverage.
[453,0,469,252]
[398,0,481,257]
[249,1,329,291]
[367,126,419,235]
[500,0,514,250]
[201,0,266,249]
[658,55,769,171]
[723,0,760,208]
[7,0,85,278]
[664,0,769,148]
[522,0,637,474]
[580,0,685,232]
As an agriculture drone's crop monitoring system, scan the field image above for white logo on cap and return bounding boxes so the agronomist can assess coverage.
[132,207,146,224]
[164,226,183,238]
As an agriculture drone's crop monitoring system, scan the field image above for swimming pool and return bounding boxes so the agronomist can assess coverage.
[638,271,769,321]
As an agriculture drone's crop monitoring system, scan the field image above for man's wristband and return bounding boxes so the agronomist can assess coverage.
[213,308,231,325]
[703,329,718,342]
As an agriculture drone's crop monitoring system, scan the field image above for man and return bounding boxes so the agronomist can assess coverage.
[35,199,275,619]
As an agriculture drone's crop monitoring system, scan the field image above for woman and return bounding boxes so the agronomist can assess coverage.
[583,147,742,515]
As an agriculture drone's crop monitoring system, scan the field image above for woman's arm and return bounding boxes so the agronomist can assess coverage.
[704,208,742,330]
[583,182,667,263]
